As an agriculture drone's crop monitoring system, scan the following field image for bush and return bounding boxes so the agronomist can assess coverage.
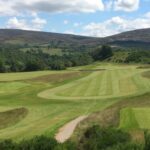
[0,136,76,150]
[0,140,15,150]
[54,141,77,150]
[79,125,131,150]
[17,136,58,150]
[25,60,47,71]
[106,143,143,150]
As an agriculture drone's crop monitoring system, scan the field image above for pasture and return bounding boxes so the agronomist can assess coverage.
[0,63,149,140]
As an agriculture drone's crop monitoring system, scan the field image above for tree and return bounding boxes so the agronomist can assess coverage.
[100,45,113,59]
[25,60,46,71]
[50,60,66,70]
[10,60,25,72]
[0,60,5,73]
[92,45,113,60]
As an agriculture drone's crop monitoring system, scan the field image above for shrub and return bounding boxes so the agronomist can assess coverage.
[17,136,58,150]
[79,125,131,150]
[0,140,15,150]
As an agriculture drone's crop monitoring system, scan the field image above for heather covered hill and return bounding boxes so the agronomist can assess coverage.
[0,28,150,49]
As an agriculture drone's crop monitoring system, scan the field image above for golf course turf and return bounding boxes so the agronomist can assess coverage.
[0,63,149,141]
[120,108,150,130]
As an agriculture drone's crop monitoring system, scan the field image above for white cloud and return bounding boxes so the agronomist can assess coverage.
[83,13,150,37]
[104,0,113,10]
[64,30,75,35]
[0,0,104,16]
[73,22,82,27]
[7,17,29,29]
[64,20,69,25]
[145,12,150,18]
[0,1,17,16]
[6,16,47,31]
[31,17,47,29]
[114,0,140,12]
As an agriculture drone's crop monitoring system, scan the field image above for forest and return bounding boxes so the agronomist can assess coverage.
[0,44,113,72]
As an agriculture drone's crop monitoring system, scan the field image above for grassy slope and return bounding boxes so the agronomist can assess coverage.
[72,67,150,142]
[119,108,139,130]
[0,63,149,141]
[119,70,150,130]
[120,108,150,130]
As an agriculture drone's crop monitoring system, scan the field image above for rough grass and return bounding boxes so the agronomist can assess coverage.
[26,71,86,83]
[0,71,62,82]
[72,93,150,143]
[0,108,28,130]
[142,71,150,79]
[0,63,149,141]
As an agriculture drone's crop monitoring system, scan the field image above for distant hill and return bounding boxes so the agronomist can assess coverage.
[106,28,150,43]
[0,28,150,49]
[0,29,101,46]
[105,28,150,49]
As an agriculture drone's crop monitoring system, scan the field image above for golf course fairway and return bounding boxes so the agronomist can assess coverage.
[0,63,149,140]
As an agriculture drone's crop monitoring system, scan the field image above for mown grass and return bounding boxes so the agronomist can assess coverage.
[0,63,149,141]
[119,108,139,130]
[72,93,150,143]
[120,108,150,130]
[39,64,150,100]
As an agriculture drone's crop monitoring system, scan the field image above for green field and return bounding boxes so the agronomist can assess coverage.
[39,64,150,100]
[0,63,150,140]
[120,108,150,130]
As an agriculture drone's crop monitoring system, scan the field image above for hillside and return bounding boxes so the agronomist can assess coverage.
[0,29,101,46]
[106,28,150,49]
[0,28,150,49]
[106,28,150,43]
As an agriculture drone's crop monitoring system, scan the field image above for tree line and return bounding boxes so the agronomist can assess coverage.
[0,45,113,73]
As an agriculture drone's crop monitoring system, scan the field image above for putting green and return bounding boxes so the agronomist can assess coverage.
[38,65,150,100]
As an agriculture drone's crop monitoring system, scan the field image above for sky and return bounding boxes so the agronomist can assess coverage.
[0,0,150,37]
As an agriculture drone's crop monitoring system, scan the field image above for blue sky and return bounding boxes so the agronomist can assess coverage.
[0,0,150,37]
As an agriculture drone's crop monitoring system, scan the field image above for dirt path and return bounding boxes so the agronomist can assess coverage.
[55,115,88,143]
